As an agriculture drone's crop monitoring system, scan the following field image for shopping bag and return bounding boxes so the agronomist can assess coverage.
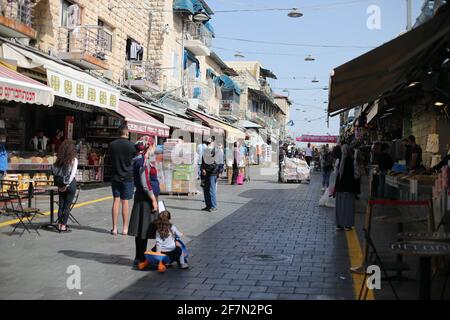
[325,186,336,208]
[236,173,244,185]
[319,188,330,207]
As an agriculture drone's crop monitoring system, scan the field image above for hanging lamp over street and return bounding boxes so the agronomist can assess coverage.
[288,8,303,18]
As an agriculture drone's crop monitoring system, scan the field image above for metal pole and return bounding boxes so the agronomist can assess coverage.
[181,19,186,98]
[406,0,412,31]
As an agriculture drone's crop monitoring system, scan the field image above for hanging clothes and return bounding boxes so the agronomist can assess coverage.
[183,49,200,78]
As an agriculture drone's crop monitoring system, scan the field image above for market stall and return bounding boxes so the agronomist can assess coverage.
[158,138,197,194]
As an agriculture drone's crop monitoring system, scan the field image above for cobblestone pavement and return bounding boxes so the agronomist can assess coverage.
[0,167,355,300]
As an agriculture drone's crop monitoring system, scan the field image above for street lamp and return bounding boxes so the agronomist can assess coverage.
[193,11,211,22]
[288,8,303,18]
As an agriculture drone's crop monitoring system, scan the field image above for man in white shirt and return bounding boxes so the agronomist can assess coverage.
[305,143,313,167]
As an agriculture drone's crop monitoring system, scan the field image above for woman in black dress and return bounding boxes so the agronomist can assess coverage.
[128,136,158,270]
[334,143,358,231]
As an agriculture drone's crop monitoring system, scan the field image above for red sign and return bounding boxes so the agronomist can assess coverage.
[0,85,36,103]
[65,116,74,140]
[296,135,338,143]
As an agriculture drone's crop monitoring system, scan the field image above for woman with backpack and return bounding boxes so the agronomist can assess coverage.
[53,140,78,233]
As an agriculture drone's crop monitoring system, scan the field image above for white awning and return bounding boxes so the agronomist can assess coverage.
[238,120,261,128]
[164,114,210,135]
[1,43,120,111]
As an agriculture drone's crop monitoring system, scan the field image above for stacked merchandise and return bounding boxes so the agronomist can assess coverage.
[282,158,311,182]
[75,142,104,183]
[160,139,197,193]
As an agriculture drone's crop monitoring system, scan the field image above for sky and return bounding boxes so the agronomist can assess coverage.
[206,0,423,141]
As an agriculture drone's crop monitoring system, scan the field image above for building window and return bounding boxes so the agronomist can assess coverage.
[126,37,143,61]
[98,19,113,52]
[60,0,81,27]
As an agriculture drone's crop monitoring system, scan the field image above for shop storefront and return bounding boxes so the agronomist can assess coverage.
[328,4,450,230]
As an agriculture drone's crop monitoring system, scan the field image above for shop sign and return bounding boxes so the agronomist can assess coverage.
[127,122,169,137]
[65,116,74,140]
[47,70,119,111]
[296,135,338,143]
[0,85,36,103]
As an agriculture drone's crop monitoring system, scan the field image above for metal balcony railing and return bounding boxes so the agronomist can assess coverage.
[186,80,213,102]
[58,25,109,60]
[0,0,33,27]
[125,61,160,84]
[184,21,212,48]
[219,100,240,118]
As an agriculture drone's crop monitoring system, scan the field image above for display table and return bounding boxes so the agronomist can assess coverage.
[391,241,450,300]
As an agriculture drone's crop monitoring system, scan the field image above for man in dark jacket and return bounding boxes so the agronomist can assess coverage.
[201,138,219,212]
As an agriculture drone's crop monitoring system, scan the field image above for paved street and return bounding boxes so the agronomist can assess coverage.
[0,166,356,300]
[1,166,448,300]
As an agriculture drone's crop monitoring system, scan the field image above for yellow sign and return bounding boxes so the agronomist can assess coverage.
[76,83,84,99]
[64,80,73,95]
[50,75,60,91]
[88,88,96,102]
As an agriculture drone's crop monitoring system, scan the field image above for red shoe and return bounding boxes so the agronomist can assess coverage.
[157,261,167,273]
[137,260,149,270]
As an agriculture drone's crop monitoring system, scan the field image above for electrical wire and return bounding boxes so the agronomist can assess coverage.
[212,46,363,58]
[213,0,378,12]
[215,36,375,49]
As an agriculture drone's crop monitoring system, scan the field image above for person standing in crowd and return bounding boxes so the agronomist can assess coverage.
[128,136,158,270]
[278,143,286,182]
[408,135,422,171]
[197,140,206,179]
[232,141,241,185]
[216,143,225,179]
[305,143,313,166]
[334,143,358,231]
[377,143,394,199]
[51,129,64,153]
[53,140,78,233]
[201,138,219,212]
[403,138,412,166]
[0,129,7,180]
[109,124,135,236]
[321,146,334,191]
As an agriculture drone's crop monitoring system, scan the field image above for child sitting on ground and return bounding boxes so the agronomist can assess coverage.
[154,211,188,270]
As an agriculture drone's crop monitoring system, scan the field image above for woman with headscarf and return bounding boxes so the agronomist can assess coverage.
[334,143,358,231]
[128,136,159,270]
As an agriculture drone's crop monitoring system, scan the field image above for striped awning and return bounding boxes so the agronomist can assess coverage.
[0,63,54,106]
[117,100,169,137]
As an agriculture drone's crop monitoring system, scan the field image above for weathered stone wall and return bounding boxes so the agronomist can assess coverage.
[32,0,165,84]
